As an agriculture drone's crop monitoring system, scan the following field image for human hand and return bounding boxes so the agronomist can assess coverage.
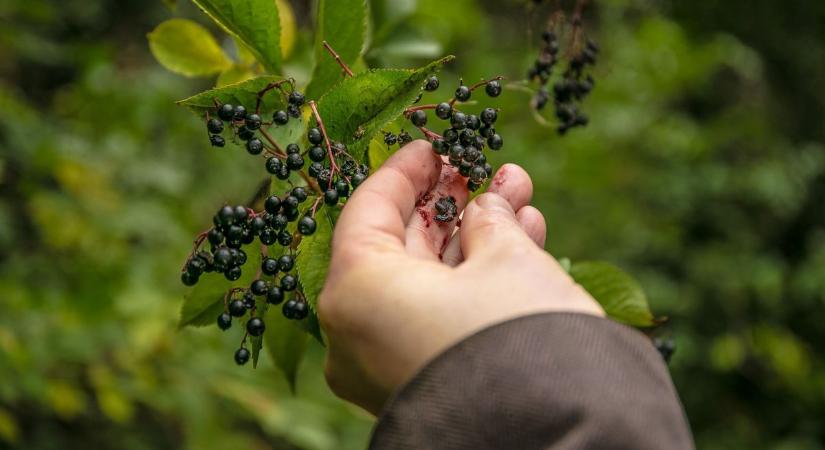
[317,140,604,414]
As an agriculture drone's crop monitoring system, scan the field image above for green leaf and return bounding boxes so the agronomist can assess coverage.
[569,261,657,327]
[305,0,367,99]
[295,207,340,312]
[178,260,257,329]
[177,76,288,117]
[250,298,269,368]
[264,307,309,391]
[215,65,256,87]
[147,19,232,77]
[557,257,572,273]
[190,0,282,74]
[315,56,453,163]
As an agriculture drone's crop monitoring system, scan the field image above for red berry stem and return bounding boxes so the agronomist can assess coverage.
[322,40,354,77]
[308,100,341,177]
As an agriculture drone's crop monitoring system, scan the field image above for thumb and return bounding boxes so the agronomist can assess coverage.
[460,192,537,260]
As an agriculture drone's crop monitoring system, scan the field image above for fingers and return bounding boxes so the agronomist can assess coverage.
[460,192,536,260]
[516,206,547,248]
[332,140,441,261]
[404,165,469,260]
[441,164,535,266]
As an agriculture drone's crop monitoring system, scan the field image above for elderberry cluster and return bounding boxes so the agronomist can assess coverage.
[303,128,369,207]
[409,75,503,191]
[553,39,598,134]
[528,27,599,134]
[180,187,318,288]
[207,102,265,151]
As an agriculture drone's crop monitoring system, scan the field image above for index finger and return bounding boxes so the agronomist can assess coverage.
[331,140,442,261]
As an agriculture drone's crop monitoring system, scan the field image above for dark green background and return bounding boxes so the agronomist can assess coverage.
[1,0,823,448]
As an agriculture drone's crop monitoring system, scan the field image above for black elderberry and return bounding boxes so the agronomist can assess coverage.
[213,247,232,270]
[277,254,294,272]
[280,274,297,291]
[298,216,317,235]
[273,110,289,125]
[466,115,480,131]
[435,102,452,120]
[654,338,676,363]
[485,80,502,97]
[410,110,427,127]
[292,187,308,203]
[443,128,459,143]
[210,135,225,147]
[259,228,277,245]
[308,162,324,178]
[217,312,232,330]
[277,230,293,247]
[449,144,465,160]
[459,129,476,146]
[478,125,494,138]
[450,112,467,129]
[265,157,282,174]
[432,139,448,155]
[242,291,255,309]
[262,257,279,275]
[286,153,304,170]
[424,75,439,91]
[235,248,248,265]
[350,172,366,188]
[208,228,224,246]
[218,103,235,121]
[324,188,339,205]
[234,205,248,222]
[484,163,493,177]
[488,133,503,150]
[467,179,481,192]
[463,145,480,162]
[284,206,299,222]
[289,91,305,106]
[181,271,198,286]
[224,266,242,281]
[264,195,281,214]
[250,216,266,235]
[434,196,458,223]
[293,301,309,319]
[233,105,247,120]
[470,165,487,182]
[207,118,224,134]
[245,114,262,130]
[234,347,250,365]
[335,179,350,198]
[250,279,268,296]
[226,225,243,242]
[455,85,471,102]
[275,164,291,180]
[458,160,473,177]
[285,143,300,154]
[480,108,498,125]
[316,169,332,190]
[226,237,242,249]
[282,299,298,319]
[307,127,323,145]
[308,146,325,162]
[266,286,284,304]
[246,317,266,336]
[287,104,301,118]
[283,195,299,211]
[246,138,263,155]
[229,299,247,317]
[186,257,205,276]
[237,126,254,141]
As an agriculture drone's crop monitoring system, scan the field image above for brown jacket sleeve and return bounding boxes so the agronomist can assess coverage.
[370,313,694,450]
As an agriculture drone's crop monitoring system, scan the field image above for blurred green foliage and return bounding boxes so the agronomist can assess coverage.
[0,0,823,449]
